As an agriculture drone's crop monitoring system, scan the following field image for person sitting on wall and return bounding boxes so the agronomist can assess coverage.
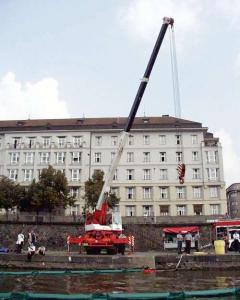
[36,246,46,256]
[27,243,36,261]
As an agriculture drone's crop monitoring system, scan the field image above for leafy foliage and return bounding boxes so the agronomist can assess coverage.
[83,170,120,211]
[0,176,25,214]
[18,166,75,214]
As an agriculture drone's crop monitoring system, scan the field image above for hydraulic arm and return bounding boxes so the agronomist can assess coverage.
[96,17,174,210]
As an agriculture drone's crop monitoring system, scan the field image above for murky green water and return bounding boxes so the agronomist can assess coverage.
[1,269,240,294]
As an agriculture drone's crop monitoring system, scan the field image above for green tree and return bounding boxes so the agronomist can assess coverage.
[19,179,43,214]
[18,166,75,215]
[83,170,120,211]
[0,176,25,217]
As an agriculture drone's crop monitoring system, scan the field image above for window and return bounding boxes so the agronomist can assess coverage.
[128,135,134,146]
[111,152,115,162]
[111,136,118,146]
[193,187,201,199]
[40,152,50,164]
[94,152,101,163]
[143,152,150,163]
[71,169,81,181]
[176,135,182,145]
[126,206,136,217]
[42,137,51,148]
[127,152,134,163]
[160,205,169,216]
[177,205,186,216]
[25,152,34,164]
[55,152,66,164]
[143,205,153,217]
[193,168,200,179]
[209,186,218,198]
[160,169,168,180]
[110,187,119,197]
[207,168,219,181]
[28,137,36,149]
[206,150,218,163]
[160,152,166,162]
[10,152,20,164]
[69,204,80,216]
[143,135,150,145]
[73,136,83,148]
[143,169,151,180]
[58,136,66,148]
[210,204,220,215]
[70,187,80,198]
[176,152,182,162]
[71,152,81,164]
[113,205,119,213]
[113,169,118,181]
[8,169,18,181]
[193,204,203,215]
[176,187,185,199]
[95,136,102,146]
[191,135,198,145]
[127,169,134,180]
[23,169,33,182]
[13,137,21,149]
[192,151,199,161]
[159,135,166,145]
[143,187,152,199]
[160,187,168,199]
[127,187,135,199]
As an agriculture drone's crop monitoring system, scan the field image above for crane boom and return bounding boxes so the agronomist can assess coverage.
[96,17,174,210]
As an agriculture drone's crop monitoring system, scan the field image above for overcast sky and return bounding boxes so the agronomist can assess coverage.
[0,0,240,187]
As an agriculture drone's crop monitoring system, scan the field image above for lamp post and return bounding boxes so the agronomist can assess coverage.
[88,132,92,180]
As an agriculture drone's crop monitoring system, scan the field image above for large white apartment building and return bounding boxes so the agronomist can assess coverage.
[0,115,227,218]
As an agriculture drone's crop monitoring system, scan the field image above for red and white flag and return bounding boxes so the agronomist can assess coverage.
[177,162,186,184]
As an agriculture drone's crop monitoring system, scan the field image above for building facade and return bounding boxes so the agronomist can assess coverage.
[226,183,240,218]
[0,115,227,218]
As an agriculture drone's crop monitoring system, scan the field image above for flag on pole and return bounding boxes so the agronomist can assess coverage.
[177,163,186,184]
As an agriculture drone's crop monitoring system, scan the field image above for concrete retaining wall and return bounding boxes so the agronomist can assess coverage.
[0,223,212,252]
[1,252,240,271]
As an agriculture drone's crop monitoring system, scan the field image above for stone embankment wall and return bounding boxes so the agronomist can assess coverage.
[124,224,212,251]
[0,222,212,252]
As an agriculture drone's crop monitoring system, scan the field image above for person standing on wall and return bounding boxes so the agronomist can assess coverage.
[194,232,200,252]
[15,231,24,253]
[176,232,183,254]
[28,229,37,246]
[185,231,192,255]
[231,231,240,252]
[223,233,229,253]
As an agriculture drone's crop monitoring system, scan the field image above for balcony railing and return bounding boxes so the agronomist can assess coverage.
[6,142,85,150]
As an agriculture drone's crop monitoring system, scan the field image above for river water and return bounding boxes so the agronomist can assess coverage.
[1,269,240,294]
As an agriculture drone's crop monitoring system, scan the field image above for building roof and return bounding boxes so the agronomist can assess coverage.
[226,183,240,193]
[0,115,204,132]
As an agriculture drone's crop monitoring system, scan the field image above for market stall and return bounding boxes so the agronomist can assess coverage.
[163,226,199,250]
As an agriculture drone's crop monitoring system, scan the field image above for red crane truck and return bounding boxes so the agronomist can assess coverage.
[67,17,174,255]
